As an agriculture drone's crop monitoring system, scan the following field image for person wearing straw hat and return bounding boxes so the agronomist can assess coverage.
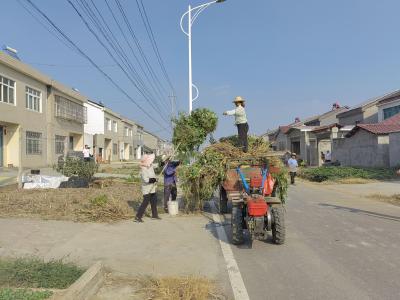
[223,96,249,152]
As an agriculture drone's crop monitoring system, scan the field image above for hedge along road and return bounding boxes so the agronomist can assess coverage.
[214,182,400,300]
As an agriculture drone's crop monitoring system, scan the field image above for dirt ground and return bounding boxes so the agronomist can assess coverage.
[0,179,164,222]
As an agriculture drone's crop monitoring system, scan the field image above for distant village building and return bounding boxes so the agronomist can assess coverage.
[0,47,169,169]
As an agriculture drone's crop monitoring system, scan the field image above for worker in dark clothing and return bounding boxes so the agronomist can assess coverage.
[223,96,249,152]
[162,155,180,212]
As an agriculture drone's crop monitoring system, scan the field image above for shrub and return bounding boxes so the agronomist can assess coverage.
[56,157,98,180]
[172,108,218,155]
[300,166,397,182]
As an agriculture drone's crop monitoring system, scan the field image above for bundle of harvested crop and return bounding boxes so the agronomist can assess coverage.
[179,138,288,212]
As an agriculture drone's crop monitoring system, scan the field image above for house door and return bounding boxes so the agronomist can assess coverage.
[0,126,3,167]
[69,136,74,151]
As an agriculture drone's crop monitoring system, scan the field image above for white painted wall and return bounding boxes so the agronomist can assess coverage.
[84,102,104,135]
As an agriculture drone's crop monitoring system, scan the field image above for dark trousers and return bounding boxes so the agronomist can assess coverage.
[136,193,158,218]
[164,184,177,209]
[290,172,296,184]
[237,123,249,153]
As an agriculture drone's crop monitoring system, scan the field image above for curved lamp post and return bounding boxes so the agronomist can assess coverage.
[180,0,226,114]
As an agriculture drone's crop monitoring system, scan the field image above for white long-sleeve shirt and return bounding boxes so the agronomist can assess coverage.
[140,165,157,195]
[224,105,247,124]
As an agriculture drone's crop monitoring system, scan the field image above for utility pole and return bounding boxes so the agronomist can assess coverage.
[169,94,177,128]
[180,0,227,114]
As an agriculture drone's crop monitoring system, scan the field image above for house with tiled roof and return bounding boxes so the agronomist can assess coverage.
[283,104,349,166]
[337,89,400,126]
[333,113,400,167]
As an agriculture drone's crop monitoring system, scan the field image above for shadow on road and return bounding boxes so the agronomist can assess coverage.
[319,203,400,222]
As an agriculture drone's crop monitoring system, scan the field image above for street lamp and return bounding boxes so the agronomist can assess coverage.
[180,0,227,114]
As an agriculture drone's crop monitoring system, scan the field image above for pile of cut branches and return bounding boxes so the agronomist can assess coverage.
[179,138,288,212]
[172,108,288,212]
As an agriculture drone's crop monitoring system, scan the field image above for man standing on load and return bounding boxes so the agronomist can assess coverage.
[223,96,249,152]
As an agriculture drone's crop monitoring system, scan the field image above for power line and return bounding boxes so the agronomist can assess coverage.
[22,0,170,133]
[67,0,170,125]
[103,0,170,112]
[16,0,80,56]
[79,0,171,115]
[136,0,176,95]
[114,0,170,101]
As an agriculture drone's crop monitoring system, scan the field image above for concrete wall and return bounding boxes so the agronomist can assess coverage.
[103,111,120,162]
[47,89,85,164]
[338,106,378,126]
[332,130,389,167]
[275,131,289,151]
[0,63,48,168]
[84,102,104,135]
[389,132,400,167]
[338,111,364,126]
[363,105,379,124]
[143,132,158,153]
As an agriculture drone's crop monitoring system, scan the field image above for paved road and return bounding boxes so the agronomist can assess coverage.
[218,182,400,300]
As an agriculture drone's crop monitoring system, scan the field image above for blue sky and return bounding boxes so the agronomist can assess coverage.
[2,0,400,139]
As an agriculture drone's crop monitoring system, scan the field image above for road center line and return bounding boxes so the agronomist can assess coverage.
[210,202,250,300]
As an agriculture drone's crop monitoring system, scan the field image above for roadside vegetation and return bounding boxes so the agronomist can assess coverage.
[99,164,140,176]
[135,275,224,300]
[0,289,52,300]
[0,179,164,222]
[0,258,85,300]
[299,166,398,183]
[367,194,400,206]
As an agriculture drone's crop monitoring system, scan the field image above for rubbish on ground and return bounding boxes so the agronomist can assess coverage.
[23,175,69,189]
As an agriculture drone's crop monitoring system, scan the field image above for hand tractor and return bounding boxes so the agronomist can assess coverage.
[220,159,285,245]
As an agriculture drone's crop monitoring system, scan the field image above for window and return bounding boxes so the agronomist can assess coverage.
[106,118,111,131]
[54,95,87,123]
[113,121,117,133]
[25,86,41,112]
[0,75,15,105]
[26,131,42,155]
[124,127,129,137]
[129,146,133,156]
[55,135,66,155]
[129,129,133,137]
[113,143,118,155]
[383,105,400,120]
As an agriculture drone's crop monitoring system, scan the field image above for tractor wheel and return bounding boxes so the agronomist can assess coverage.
[271,206,285,245]
[232,203,244,245]
[220,187,228,214]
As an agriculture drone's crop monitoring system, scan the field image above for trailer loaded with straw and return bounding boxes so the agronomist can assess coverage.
[220,156,286,245]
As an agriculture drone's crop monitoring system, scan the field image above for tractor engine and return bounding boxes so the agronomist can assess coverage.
[245,197,271,239]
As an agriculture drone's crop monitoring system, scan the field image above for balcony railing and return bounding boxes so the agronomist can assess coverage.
[55,95,87,124]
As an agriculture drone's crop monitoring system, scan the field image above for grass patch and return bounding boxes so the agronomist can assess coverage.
[367,194,400,206]
[135,275,224,300]
[299,166,397,182]
[98,165,140,175]
[0,258,85,289]
[0,288,52,300]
